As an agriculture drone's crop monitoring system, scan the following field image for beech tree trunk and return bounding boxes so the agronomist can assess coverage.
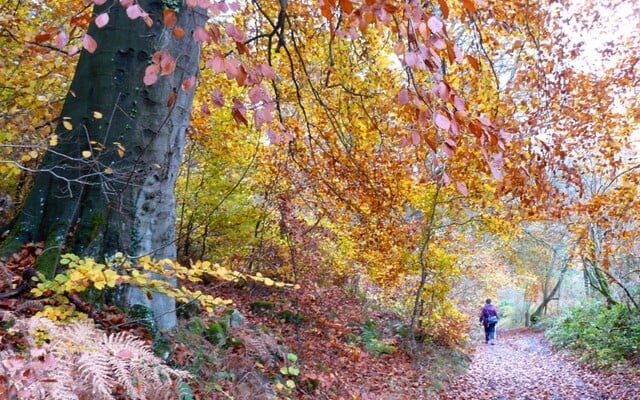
[0,1,205,330]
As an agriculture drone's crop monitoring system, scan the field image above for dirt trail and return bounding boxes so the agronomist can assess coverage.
[439,328,640,400]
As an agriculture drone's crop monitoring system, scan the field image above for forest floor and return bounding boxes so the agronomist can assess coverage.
[181,280,640,399]
[440,327,640,400]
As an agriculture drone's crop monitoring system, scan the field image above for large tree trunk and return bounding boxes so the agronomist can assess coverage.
[0,1,205,330]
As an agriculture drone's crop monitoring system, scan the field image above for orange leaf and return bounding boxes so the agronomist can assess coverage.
[182,76,196,91]
[163,9,177,28]
[166,90,177,108]
[173,27,185,38]
[461,0,476,13]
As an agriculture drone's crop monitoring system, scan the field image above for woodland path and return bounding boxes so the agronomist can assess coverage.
[439,328,640,400]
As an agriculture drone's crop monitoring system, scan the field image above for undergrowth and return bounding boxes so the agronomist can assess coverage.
[544,300,640,367]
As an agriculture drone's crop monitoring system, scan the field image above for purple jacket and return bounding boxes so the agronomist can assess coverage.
[480,304,498,325]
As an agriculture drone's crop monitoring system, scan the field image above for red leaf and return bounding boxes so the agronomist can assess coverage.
[232,103,248,126]
[95,12,109,28]
[83,34,97,53]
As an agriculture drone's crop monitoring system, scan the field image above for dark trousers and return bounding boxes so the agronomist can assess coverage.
[484,323,497,342]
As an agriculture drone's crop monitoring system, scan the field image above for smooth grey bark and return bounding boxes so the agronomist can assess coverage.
[0,1,205,330]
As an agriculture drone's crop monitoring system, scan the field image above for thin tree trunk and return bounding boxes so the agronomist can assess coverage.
[1,1,205,330]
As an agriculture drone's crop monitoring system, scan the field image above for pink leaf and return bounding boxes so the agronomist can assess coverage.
[55,30,69,49]
[182,76,196,91]
[442,171,451,185]
[211,89,224,108]
[434,112,451,130]
[94,0,108,5]
[83,34,97,53]
[67,45,78,56]
[224,59,240,79]
[427,16,444,33]
[405,52,418,67]
[479,116,492,126]
[453,96,466,111]
[186,0,197,8]
[193,27,210,43]
[95,12,109,28]
[201,102,210,115]
[267,128,281,144]
[398,87,409,105]
[225,23,247,42]
[159,52,176,75]
[126,4,143,20]
[248,84,269,103]
[144,64,159,86]
[411,131,421,145]
[206,55,225,73]
[258,64,276,79]
[143,71,158,86]
[456,181,468,196]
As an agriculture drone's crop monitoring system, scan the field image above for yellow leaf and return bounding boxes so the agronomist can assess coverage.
[104,167,113,174]
[93,111,103,119]
[264,277,274,286]
[62,120,73,130]
[29,150,38,159]
[49,135,58,146]
[82,150,92,158]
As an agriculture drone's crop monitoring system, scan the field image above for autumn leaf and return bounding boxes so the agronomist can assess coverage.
[95,13,109,28]
[83,34,97,53]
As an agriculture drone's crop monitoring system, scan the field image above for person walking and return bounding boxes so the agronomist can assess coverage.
[480,298,499,345]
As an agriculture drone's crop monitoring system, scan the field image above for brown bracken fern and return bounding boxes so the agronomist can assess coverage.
[0,315,190,399]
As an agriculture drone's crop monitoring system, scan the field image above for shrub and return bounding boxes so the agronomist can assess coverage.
[545,300,640,366]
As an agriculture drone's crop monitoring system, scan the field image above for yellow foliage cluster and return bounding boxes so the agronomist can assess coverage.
[31,252,295,321]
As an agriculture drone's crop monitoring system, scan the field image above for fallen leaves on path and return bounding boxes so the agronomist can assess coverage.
[440,328,640,400]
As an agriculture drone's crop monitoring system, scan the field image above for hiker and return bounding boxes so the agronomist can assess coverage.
[480,298,499,345]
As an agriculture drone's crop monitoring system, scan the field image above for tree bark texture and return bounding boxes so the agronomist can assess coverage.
[1,0,205,329]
